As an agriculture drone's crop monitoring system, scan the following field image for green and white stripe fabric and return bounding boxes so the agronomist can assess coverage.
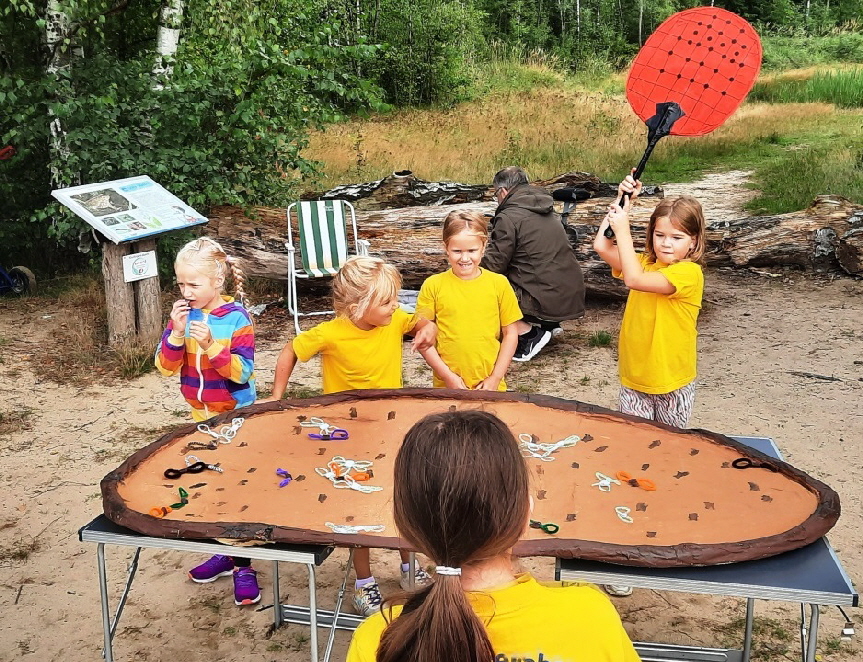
[297,201,349,277]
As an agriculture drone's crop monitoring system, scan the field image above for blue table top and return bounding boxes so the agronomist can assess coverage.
[557,436,858,606]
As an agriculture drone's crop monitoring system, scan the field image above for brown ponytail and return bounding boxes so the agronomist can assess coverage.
[377,410,530,662]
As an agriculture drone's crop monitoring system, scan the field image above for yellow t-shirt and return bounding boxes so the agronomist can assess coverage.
[614,254,703,394]
[417,269,522,391]
[346,573,641,662]
[292,309,417,394]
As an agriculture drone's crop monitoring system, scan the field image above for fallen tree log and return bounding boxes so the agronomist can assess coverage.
[209,194,863,301]
[302,170,663,211]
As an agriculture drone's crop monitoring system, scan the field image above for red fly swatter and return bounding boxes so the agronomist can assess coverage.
[606,7,762,237]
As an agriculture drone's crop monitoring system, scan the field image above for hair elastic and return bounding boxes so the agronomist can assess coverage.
[435,566,462,576]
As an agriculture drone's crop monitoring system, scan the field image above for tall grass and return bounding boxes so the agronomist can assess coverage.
[747,143,863,215]
[305,85,844,190]
[750,67,863,107]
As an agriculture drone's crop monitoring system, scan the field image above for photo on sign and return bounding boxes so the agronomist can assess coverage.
[70,189,137,217]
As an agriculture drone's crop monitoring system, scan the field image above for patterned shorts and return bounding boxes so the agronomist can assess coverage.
[619,382,696,429]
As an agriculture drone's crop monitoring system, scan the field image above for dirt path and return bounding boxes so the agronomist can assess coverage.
[0,172,860,661]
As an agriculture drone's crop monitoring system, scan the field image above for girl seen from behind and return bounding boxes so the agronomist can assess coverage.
[346,410,640,662]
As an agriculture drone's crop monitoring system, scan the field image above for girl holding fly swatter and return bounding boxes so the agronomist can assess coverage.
[594,175,705,430]
[590,6,760,429]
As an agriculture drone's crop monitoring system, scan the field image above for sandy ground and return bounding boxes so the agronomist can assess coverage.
[1,174,861,661]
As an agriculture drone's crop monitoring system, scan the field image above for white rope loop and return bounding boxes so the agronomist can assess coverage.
[196,417,245,444]
[591,472,621,492]
[316,456,383,493]
[325,522,385,534]
[518,433,581,461]
[301,416,335,435]
[615,506,634,524]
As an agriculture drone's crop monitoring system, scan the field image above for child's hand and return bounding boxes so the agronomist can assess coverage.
[475,376,501,391]
[169,299,190,333]
[257,396,280,404]
[188,321,214,349]
[442,373,469,390]
[604,198,633,237]
[617,170,643,202]
[410,322,437,353]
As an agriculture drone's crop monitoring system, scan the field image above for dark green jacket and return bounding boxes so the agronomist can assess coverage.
[482,183,585,321]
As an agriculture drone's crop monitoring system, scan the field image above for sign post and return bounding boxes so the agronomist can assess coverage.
[52,176,208,347]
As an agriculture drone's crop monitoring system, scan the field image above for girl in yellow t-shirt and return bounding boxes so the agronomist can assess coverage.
[260,256,437,617]
[593,174,706,429]
[346,410,641,662]
[417,211,522,391]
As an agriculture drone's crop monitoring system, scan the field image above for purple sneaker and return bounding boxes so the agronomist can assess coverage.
[233,567,261,605]
[188,554,235,583]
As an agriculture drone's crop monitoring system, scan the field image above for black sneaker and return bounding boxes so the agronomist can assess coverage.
[512,327,552,362]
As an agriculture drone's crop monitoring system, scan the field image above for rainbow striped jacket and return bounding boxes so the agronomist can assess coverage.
[155,297,255,420]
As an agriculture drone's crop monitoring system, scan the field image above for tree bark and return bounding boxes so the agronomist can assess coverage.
[45,0,76,190]
[133,239,163,344]
[152,0,185,86]
[208,194,863,301]
[102,242,137,346]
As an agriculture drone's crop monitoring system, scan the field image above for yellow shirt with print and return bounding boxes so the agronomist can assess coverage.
[292,309,417,394]
[346,573,641,662]
[417,268,522,391]
[614,254,703,395]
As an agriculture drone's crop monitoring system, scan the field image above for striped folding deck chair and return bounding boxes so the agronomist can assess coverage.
[285,200,369,335]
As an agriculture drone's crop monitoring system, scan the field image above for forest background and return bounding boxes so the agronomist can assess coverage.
[3,0,863,276]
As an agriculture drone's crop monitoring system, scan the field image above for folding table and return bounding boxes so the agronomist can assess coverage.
[81,436,857,662]
[78,516,337,662]
[557,436,859,662]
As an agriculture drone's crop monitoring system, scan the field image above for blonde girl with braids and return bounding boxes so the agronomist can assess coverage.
[346,410,640,662]
[156,237,261,606]
[417,211,522,391]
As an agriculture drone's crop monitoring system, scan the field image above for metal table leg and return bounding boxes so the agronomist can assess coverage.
[272,561,283,629]
[742,597,754,662]
[308,562,319,662]
[323,549,354,662]
[805,604,820,662]
[97,544,114,662]
[408,551,416,590]
[97,544,141,661]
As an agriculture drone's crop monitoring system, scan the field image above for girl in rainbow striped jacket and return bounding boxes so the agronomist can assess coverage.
[155,237,259,606]
[155,237,255,421]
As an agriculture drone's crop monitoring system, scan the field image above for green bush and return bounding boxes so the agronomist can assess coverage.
[762,32,863,70]
[0,0,386,273]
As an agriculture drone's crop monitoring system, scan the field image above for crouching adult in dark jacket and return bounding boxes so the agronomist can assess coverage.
[482,166,585,361]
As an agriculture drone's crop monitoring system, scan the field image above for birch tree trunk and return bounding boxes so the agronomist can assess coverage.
[45,0,75,190]
[576,0,581,38]
[152,0,185,86]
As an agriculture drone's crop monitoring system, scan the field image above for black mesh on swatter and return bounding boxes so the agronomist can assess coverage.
[626,7,762,137]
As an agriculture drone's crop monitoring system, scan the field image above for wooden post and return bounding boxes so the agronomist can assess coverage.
[132,238,163,344]
[102,242,137,346]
